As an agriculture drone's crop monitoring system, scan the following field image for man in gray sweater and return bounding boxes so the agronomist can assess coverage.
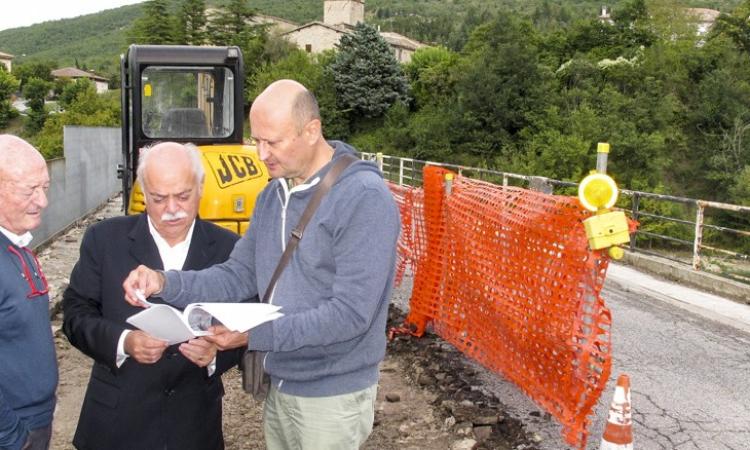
[123,79,400,449]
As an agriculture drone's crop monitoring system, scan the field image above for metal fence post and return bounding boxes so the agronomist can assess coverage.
[444,173,454,196]
[399,158,404,186]
[376,152,384,173]
[693,202,705,270]
[630,193,640,251]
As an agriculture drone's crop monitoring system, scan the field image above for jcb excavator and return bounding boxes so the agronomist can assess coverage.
[118,44,267,234]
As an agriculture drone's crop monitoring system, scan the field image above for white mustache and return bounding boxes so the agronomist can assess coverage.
[161,211,189,221]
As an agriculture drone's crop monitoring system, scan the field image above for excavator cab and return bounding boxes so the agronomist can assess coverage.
[118,44,267,234]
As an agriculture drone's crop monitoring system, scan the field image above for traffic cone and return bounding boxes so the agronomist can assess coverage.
[600,374,633,450]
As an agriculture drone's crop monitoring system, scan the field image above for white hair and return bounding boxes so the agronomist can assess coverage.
[136,142,204,191]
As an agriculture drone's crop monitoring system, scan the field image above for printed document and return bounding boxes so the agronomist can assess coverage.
[127,302,283,345]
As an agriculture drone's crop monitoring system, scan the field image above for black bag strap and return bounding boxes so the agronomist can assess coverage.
[261,154,357,303]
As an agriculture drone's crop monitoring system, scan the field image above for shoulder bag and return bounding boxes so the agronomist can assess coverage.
[242,154,357,401]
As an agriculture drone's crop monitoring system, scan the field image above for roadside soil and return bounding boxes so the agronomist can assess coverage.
[43,196,536,450]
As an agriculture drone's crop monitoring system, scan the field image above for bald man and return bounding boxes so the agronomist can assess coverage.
[0,135,57,450]
[124,80,401,449]
[62,142,244,450]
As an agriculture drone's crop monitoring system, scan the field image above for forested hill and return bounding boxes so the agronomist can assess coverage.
[0,4,142,70]
[0,0,743,71]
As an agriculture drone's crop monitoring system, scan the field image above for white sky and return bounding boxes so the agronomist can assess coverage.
[0,1,145,31]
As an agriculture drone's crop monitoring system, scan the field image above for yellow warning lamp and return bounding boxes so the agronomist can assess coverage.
[578,143,630,259]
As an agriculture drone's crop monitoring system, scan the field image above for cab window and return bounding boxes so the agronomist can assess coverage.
[141,66,235,139]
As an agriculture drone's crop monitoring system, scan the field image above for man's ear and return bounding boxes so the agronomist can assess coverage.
[302,119,322,144]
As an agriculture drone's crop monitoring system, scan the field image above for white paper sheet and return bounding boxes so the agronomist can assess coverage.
[126,303,282,345]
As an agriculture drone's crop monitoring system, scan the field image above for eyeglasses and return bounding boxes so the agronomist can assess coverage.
[7,245,49,298]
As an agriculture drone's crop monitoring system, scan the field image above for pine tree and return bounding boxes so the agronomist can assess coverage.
[330,23,409,120]
[177,0,207,45]
[127,0,177,45]
[206,0,257,47]
[207,0,268,101]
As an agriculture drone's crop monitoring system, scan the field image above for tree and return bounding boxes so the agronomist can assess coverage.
[453,15,554,159]
[0,67,20,128]
[23,77,53,134]
[402,46,458,109]
[207,0,268,101]
[13,61,55,92]
[329,23,409,124]
[35,88,120,158]
[127,0,177,45]
[176,0,207,45]
[58,78,95,110]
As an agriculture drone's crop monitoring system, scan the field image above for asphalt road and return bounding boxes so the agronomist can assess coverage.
[447,266,750,450]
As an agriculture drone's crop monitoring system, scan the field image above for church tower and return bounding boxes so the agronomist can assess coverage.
[323,0,365,27]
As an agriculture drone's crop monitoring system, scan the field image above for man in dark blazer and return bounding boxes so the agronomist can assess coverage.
[62,142,245,450]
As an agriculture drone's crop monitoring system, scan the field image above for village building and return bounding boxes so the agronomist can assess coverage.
[282,0,426,63]
[51,67,109,93]
[0,51,13,72]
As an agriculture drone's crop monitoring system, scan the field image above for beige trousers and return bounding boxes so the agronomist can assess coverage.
[263,384,377,450]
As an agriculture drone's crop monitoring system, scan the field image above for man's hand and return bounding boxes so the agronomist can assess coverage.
[204,325,248,350]
[123,264,164,307]
[179,338,218,367]
[124,330,168,364]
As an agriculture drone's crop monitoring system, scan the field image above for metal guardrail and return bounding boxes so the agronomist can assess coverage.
[362,152,750,284]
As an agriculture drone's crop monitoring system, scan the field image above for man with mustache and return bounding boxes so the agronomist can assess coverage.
[124,80,401,449]
[0,135,56,450]
[62,142,244,450]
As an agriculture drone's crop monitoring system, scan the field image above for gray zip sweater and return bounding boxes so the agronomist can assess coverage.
[160,141,400,397]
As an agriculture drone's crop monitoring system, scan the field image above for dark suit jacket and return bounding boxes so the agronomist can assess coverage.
[62,214,242,450]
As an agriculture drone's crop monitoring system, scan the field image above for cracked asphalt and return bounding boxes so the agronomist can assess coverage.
[472,276,750,450]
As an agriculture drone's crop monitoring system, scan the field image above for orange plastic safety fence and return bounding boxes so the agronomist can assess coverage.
[388,167,613,450]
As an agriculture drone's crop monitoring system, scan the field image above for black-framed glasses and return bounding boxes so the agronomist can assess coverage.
[7,245,49,298]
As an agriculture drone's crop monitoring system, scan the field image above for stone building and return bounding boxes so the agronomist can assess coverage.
[282,0,426,63]
[51,68,109,93]
[0,51,13,72]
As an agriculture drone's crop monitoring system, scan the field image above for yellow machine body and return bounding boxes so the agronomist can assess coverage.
[128,143,268,235]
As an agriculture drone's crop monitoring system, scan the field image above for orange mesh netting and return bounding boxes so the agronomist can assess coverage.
[389,166,616,450]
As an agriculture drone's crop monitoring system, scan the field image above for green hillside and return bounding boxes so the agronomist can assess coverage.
[0,0,744,72]
[0,4,144,71]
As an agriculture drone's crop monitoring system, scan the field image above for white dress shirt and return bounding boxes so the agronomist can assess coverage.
[116,218,216,375]
[0,225,33,247]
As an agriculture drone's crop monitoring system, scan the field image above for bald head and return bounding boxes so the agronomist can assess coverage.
[0,135,50,234]
[0,135,46,180]
[251,80,320,133]
[249,80,332,185]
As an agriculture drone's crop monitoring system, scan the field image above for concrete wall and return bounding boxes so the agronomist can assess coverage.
[622,251,750,304]
[32,126,121,248]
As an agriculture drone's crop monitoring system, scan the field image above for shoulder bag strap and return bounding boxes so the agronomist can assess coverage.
[261,154,357,303]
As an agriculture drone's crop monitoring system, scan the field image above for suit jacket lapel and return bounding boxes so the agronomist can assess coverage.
[128,214,164,270]
[183,220,217,271]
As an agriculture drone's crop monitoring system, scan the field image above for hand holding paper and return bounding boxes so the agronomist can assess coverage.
[204,325,250,351]
[126,302,283,345]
